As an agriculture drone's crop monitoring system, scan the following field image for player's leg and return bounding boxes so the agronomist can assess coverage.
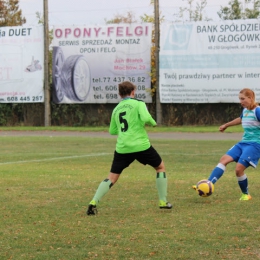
[154,160,172,209]
[207,143,243,185]
[87,151,134,215]
[193,155,231,190]
[236,144,260,201]
[192,144,240,192]
[137,146,172,209]
[235,162,251,200]
[87,173,119,215]
[207,154,234,184]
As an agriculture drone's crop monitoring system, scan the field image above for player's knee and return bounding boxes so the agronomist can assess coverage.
[107,173,120,184]
[235,169,244,177]
[219,155,233,165]
[235,165,246,177]
[155,161,165,172]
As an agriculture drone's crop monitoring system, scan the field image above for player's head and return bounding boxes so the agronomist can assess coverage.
[239,88,258,110]
[118,81,136,98]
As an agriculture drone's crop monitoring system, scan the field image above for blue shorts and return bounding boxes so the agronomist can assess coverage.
[226,142,260,168]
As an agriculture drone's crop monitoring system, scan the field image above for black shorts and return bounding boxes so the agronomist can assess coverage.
[110,146,162,174]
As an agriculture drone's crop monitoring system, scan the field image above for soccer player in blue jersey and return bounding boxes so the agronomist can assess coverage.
[194,88,260,201]
[87,81,172,215]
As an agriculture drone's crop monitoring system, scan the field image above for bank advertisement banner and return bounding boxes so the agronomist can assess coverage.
[160,20,260,103]
[52,24,152,104]
[0,26,44,103]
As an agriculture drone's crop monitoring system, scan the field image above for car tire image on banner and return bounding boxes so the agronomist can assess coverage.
[60,55,91,102]
[52,46,65,103]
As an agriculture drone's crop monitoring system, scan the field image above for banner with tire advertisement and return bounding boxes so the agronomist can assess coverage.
[52,24,152,104]
[0,25,44,103]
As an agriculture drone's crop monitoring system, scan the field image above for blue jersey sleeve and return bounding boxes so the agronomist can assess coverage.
[255,107,260,121]
[240,109,244,119]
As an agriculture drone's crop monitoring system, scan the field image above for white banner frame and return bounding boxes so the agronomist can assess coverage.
[0,25,44,103]
[160,20,260,103]
[52,24,152,104]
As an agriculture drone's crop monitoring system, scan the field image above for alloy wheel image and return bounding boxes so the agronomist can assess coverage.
[52,46,65,103]
[61,55,91,102]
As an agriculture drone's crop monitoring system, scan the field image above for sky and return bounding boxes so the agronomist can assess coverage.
[17,0,241,27]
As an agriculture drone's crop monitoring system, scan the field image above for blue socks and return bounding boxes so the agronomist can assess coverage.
[237,174,248,194]
[208,163,225,184]
[208,163,249,194]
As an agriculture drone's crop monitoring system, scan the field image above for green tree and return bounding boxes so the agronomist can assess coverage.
[174,0,211,22]
[105,11,137,24]
[245,0,260,18]
[0,0,26,26]
[218,0,260,19]
[36,11,44,24]
[218,0,243,19]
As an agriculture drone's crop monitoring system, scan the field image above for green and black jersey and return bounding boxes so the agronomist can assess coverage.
[109,98,156,153]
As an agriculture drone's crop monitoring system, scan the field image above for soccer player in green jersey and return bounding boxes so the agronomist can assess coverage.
[87,81,172,215]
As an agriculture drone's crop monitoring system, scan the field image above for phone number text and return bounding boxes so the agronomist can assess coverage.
[5,96,43,102]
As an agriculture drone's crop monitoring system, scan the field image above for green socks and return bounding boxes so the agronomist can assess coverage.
[91,178,113,205]
[90,173,167,206]
[156,172,167,202]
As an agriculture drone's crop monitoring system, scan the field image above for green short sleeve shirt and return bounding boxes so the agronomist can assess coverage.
[109,98,156,153]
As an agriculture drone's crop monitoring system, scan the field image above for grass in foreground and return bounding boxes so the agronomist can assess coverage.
[1,136,259,259]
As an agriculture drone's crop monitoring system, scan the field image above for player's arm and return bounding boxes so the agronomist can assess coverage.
[139,102,157,126]
[219,117,241,132]
[255,106,260,121]
[109,113,118,135]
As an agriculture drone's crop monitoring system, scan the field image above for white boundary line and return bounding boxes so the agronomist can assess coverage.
[0,152,218,166]
[0,153,112,165]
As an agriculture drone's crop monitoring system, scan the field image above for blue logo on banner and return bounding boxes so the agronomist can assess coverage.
[163,24,193,50]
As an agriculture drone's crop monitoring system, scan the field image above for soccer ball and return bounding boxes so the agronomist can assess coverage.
[196,179,214,197]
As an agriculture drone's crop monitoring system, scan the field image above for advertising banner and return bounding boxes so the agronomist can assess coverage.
[52,24,152,104]
[0,26,44,103]
[160,20,260,103]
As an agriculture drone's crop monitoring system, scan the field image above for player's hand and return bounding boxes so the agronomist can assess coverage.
[219,124,227,132]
